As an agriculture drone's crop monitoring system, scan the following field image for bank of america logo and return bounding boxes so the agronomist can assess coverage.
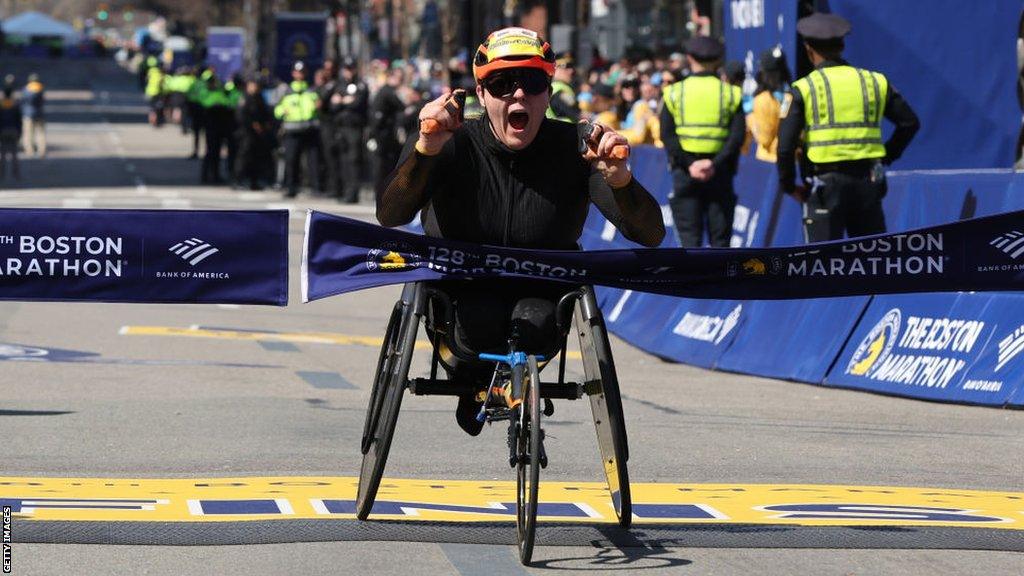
[996,325,1024,372]
[990,231,1024,259]
[169,238,219,266]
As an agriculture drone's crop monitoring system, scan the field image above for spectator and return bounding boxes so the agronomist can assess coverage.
[749,48,792,163]
[0,87,22,180]
[20,73,45,158]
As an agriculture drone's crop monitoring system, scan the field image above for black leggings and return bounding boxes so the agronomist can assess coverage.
[429,279,573,385]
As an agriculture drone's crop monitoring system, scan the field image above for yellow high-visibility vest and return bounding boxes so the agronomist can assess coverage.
[663,75,741,154]
[792,65,889,163]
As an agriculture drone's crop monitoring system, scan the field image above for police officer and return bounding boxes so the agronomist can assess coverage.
[274,61,322,198]
[777,13,920,242]
[145,58,166,127]
[186,67,209,159]
[200,72,234,184]
[546,52,578,122]
[316,60,341,197]
[235,75,274,190]
[660,36,746,247]
[329,58,369,203]
[369,66,405,199]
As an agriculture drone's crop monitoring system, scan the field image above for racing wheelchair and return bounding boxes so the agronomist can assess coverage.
[357,281,631,565]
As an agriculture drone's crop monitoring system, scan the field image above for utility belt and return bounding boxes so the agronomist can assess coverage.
[811,159,876,178]
[281,120,320,132]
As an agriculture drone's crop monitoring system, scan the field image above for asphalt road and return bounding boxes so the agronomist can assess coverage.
[0,57,1021,576]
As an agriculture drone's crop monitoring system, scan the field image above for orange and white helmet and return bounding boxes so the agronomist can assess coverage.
[472,27,556,82]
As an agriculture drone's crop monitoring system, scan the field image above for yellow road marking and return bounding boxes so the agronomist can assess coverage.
[3,476,1021,528]
[120,326,583,359]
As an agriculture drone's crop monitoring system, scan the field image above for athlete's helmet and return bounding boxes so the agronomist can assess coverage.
[472,27,555,82]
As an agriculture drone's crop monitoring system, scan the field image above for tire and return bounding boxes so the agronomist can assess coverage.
[361,302,402,455]
[576,306,632,528]
[516,356,542,565]
[356,300,417,520]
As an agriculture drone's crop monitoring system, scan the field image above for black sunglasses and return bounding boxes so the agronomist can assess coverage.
[482,68,550,98]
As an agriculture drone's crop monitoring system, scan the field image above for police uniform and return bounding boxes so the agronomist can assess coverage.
[329,59,369,203]
[199,75,235,184]
[659,36,747,248]
[777,13,920,242]
[274,64,322,198]
[546,52,578,123]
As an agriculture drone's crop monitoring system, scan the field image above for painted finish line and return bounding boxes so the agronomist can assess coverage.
[2,477,1022,529]
[118,326,585,359]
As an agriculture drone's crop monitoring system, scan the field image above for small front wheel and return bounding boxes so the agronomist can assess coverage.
[515,355,542,565]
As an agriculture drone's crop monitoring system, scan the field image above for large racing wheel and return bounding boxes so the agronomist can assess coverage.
[515,355,542,565]
[356,287,420,520]
[576,288,632,528]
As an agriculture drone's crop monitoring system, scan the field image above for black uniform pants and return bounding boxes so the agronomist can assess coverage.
[337,126,363,202]
[283,128,321,196]
[804,171,886,243]
[201,122,225,183]
[188,103,204,156]
[236,132,272,188]
[668,168,736,248]
[320,125,340,195]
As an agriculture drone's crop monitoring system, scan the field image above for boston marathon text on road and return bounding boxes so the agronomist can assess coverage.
[0,235,124,278]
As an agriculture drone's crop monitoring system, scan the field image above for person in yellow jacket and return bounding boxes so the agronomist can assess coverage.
[274,61,322,198]
[659,36,746,247]
[145,60,166,127]
[776,13,919,243]
[748,48,792,163]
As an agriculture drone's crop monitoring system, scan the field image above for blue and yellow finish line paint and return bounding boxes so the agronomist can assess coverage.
[1,477,1022,529]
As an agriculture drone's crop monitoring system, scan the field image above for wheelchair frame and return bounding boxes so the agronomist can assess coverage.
[356,281,632,555]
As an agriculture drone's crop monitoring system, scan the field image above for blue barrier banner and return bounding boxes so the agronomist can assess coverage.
[275,13,326,82]
[0,209,288,305]
[824,293,1019,405]
[827,0,1019,170]
[716,296,871,382]
[303,209,1024,302]
[207,27,245,82]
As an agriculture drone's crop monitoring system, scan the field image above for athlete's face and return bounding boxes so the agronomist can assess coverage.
[477,68,551,150]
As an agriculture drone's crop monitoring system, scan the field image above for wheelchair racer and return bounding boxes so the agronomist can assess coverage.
[377,27,665,435]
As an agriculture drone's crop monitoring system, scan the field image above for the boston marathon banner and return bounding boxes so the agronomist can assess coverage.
[0,209,288,305]
[302,209,1024,302]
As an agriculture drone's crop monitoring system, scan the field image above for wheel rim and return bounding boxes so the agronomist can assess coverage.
[516,356,542,564]
[362,304,401,454]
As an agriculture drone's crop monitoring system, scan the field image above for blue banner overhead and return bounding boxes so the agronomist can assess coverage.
[302,209,1024,303]
[0,209,288,305]
[274,13,327,82]
[207,27,246,82]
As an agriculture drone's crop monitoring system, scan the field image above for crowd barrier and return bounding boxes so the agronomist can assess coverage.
[584,147,1024,407]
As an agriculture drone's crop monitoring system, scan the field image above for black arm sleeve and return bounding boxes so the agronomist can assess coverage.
[659,105,687,170]
[588,170,666,247]
[712,105,746,170]
[776,89,806,195]
[376,132,451,227]
[882,88,920,165]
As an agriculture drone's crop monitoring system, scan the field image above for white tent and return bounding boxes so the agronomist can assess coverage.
[2,11,82,45]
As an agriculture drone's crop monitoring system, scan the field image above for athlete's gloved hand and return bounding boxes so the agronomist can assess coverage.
[415,89,465,156]
[580,122,632,188]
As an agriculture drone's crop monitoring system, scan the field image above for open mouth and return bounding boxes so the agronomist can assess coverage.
[508,110,530,130]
